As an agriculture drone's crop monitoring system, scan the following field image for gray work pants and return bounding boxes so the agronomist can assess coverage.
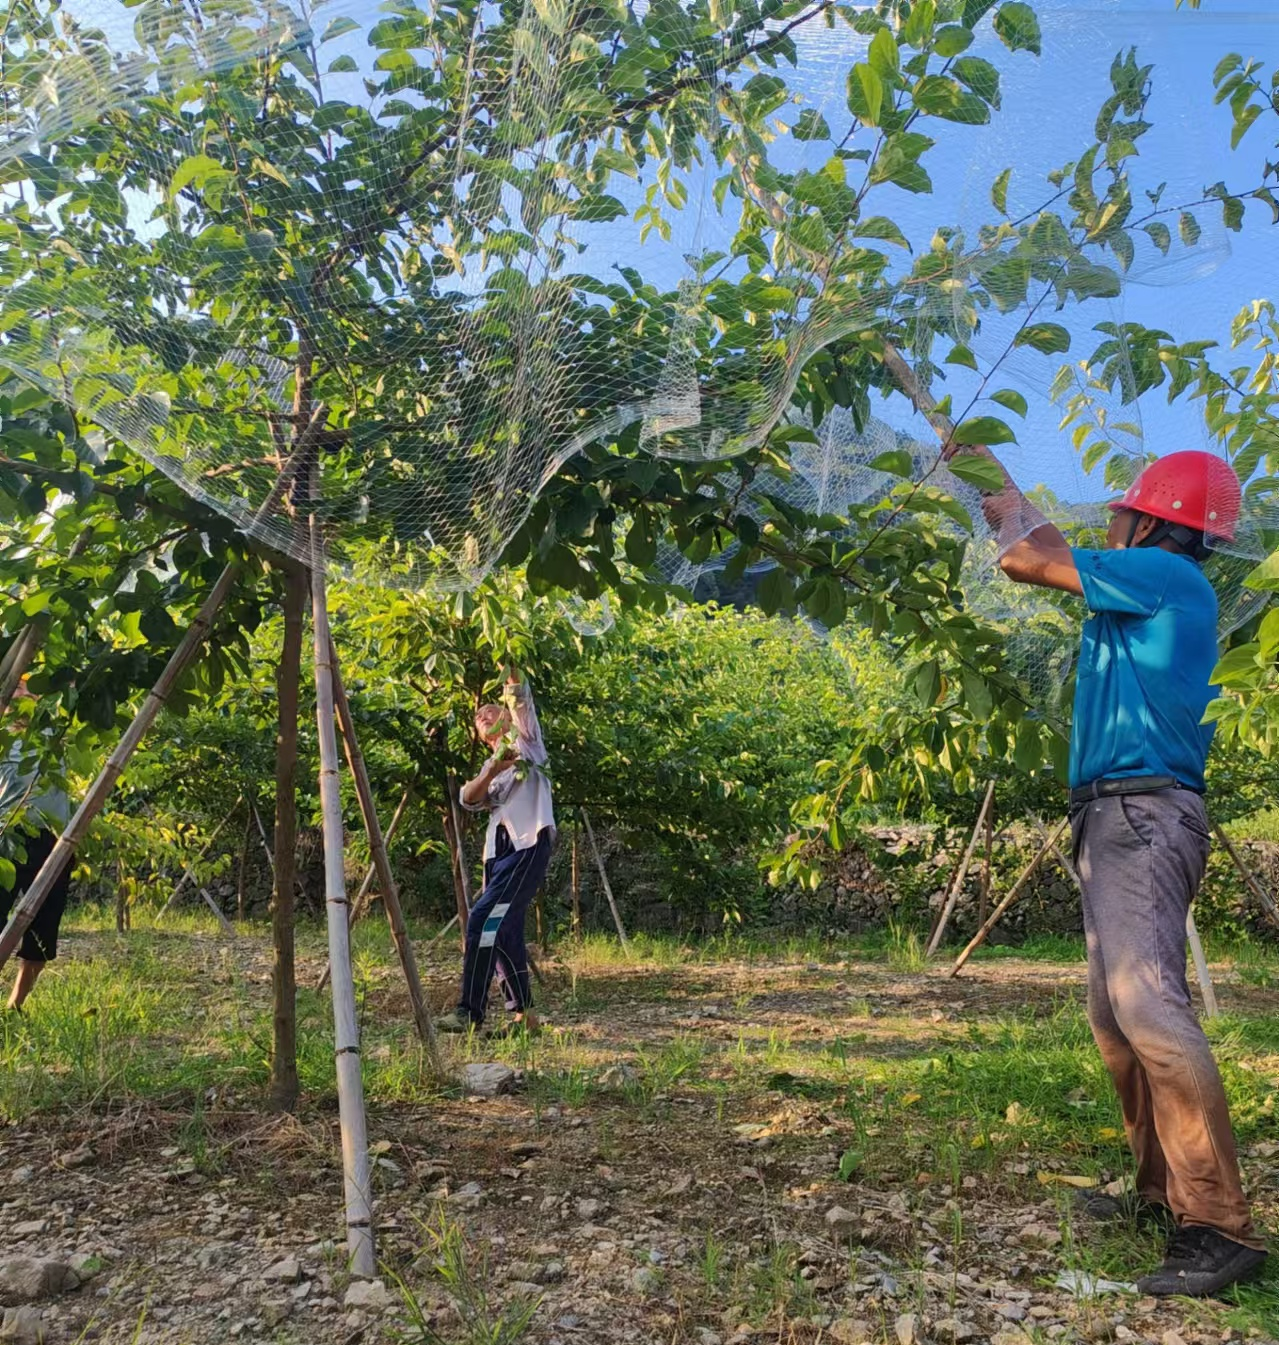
[1071,789,1260,1249]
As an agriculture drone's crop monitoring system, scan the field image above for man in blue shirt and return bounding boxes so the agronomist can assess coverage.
[973,447,1265,1297]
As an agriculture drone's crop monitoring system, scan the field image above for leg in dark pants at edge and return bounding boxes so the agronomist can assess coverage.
[457,825,551,1025]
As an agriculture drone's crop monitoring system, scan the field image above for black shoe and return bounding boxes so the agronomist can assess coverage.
[1075,1188,1176,1234]
[1137,1226,1267,1298]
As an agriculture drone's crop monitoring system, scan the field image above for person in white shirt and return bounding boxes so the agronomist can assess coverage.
[0,680,72,1011]
[436,666,555,1035]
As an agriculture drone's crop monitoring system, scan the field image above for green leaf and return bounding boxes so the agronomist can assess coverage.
[869,26,899,79]
[991,167,1011,216]
[169,154,228,196]
[948,455,1011,490]
[933,25,974,57]
[952,57,1001,108]
[993,2,1041,55]
[322,15,360,41]
[869,132,935,193]
[1258,608,1279,662]
[946,343,978,370]
[962,0,997,27]
[852,63,885,127]
[991,388,1028,417]
[1013,718,1041,774]
[1178,211,1202,247]
[869,449,914,477]
[0,857,14,892]
[1013,323,1071,354]
[1209,643,1261,687]
[328,54,358,72]
[912,75,991,124]
[852,216,910,248]
[914,660,941,707]
[792,109,831,141]
[1244,549,1279,592]
[1141,221,1171,254]
[951,417,1017,448]
[1213,53,1242,85]
[902,0,936,47]
[756,567,794,616]
[962,670,994,720]
[1232,103,1263,150]
[140,606,178,643]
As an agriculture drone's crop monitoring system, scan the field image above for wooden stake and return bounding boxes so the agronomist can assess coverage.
[978,792,994,930]
[269,561,305,1115]
[579,808,629,949]
[571,820,581,940]
[251,798,276,877]
[949,817,1070,977]
[1211,820,1279,931]
[115,859,127,934]
[425,912,460,951]
[329,640,441,1068]
[308,509,376,1279]
[237,803,253,922]
[156,808,236,921]
[0,453,304,974]
[1185,909,1219,1018]
[926,780,997,957]
[443,777,472,954]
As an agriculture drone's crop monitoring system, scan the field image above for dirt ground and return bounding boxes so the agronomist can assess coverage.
[0,931,1276,1345]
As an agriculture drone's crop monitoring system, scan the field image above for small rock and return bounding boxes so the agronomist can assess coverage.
[895,1313,918,1345]
[61,1146,95,1169]
[8,1169,33,1186]
[997,1304,1027,1322]
[9,1225,46,1240]
[449,1182,484,1211]
[1163,1335,1189,1345]
[935,1321,976,1343]
[260,1299,292,1329]
[599,1063,639,1088]
[631,1266,663,1294]
[343,1279,396,1311]
[696,1331,723,1345]
[0,1307,44,1344]
[461,1062,516,1097]
[992,1333,1032,1345]
[575,1199,606,1222]
[68,1255,104,1282]
[264,1257,301,1284]
[830,1320,874,1344]
[0,1259,78,1304]
[542,1261,566,1283]
[1018,1224,1063,1249]
[506,1281,542,1297]
[824,1206,859,1235]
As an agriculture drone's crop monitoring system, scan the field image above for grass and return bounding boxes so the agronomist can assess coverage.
[9,908,1279,1341]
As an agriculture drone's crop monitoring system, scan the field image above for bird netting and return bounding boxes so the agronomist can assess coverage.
[0,0,1275,632]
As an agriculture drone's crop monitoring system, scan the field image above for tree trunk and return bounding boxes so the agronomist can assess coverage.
[268,563,305,1114]
[571,821,581,939]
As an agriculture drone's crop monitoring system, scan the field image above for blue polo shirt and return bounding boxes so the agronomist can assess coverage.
[1070,547,1218,791]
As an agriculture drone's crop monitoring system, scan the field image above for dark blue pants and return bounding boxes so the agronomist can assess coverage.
[458,825,552,1024]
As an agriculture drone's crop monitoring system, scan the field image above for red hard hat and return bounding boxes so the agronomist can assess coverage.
[1108,451,1241,540]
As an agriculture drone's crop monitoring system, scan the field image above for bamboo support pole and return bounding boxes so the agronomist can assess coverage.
[1185,909,1219,1018]
[0,451,305,973]
[315,785,412,993]
[0,563,245,970]
[949,816,1070,976]
[978,792,994,930]
[308,509,376,1277]
[926,780,997,957]
[1212,820,1279,931]
[329,643,440,1066]
[425,912,460,951]
[579,808,629,949]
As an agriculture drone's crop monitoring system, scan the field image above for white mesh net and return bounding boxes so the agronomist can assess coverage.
[0,0,1275,652]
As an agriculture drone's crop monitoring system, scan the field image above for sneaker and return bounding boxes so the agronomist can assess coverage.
[1137,1226,1267,1298]
[434,1009,478,1034]
[1075,1188,1177,1234]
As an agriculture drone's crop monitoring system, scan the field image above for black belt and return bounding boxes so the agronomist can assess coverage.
[1069,775,1201,807]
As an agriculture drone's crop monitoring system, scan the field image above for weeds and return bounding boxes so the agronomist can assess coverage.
[392,1212,538,1345]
